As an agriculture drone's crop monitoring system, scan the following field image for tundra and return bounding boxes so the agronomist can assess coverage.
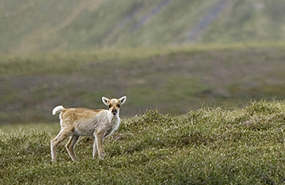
[51,96,127,162]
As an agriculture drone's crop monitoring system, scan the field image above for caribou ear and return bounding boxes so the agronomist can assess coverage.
[102,97,110,106]
[119,96,127,105]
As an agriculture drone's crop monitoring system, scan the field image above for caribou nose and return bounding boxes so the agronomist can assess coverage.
[112,109,117,115]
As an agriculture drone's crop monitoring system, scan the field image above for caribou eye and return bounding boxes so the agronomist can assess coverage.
[117,104,120,108]
[108,105,112,109]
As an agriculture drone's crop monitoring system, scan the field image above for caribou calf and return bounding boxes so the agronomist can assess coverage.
[51,96,126,162]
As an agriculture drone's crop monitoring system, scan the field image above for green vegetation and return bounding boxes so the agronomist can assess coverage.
[202,1,285,43]
[1,0,285,54]
[2,1,285,183]
[1,43,285,124]
[1,100,285,184]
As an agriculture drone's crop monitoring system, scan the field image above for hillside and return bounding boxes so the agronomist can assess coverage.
[1,44,285,124]
[1,100,285,184]
[1,0,285,54]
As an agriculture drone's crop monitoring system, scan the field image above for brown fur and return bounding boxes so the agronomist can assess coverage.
[51,96,126,162]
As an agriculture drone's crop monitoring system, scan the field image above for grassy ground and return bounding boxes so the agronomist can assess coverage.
[1,100,285,184]
[1,43,285,124]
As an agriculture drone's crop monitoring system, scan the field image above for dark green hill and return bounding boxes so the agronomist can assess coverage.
[1,0,285,54]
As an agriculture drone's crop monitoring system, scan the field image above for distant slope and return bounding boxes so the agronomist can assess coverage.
[186,0,233,42]
[201,0,285,43]
[1,0,285,54]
